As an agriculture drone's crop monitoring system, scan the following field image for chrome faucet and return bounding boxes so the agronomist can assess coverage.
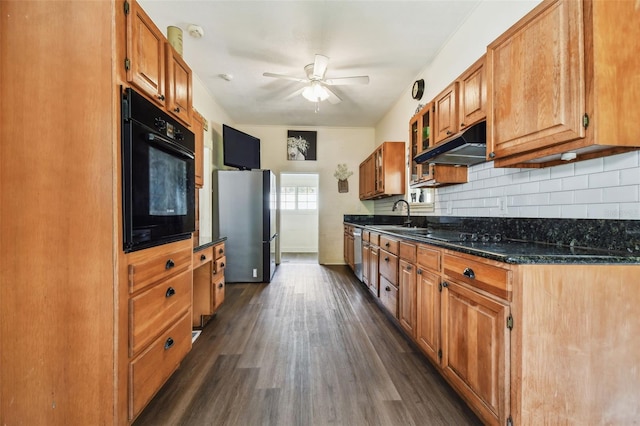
[392,199,411,227]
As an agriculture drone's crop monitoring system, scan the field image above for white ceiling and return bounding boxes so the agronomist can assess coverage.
[139,0,482,127]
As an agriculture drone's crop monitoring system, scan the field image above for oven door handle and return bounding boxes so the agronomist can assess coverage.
[146,133,195,160]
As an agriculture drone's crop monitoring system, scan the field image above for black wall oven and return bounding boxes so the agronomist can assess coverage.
[121,87,195,253]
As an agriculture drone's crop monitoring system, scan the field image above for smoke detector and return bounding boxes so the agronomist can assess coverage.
[187,24,204,38]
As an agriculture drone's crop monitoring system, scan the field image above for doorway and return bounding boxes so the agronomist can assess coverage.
[279,173,319,264]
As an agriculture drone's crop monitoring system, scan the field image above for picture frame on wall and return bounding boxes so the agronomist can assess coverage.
[287,130,317,161]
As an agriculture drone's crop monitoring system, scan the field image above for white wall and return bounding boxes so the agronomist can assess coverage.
[235,125,375,264]
[192,75,234,238]
[280,173,319,252]
[374,0,640,220]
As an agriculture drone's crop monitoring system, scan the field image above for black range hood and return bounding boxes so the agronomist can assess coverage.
[414,121,487,166]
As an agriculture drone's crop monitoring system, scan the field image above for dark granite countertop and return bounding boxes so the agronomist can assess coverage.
[344,215,640,265]
[194,235,227,252]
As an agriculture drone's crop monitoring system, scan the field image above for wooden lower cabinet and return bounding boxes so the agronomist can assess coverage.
[398,259,417,338]
[193,242,226,328]
[126,238,194,422]
[362,235,371,286]
[368,245,379,297]
[379,276,399,318]
[416,267,440,365]
[441,280,510,426]
[129,311,192,419]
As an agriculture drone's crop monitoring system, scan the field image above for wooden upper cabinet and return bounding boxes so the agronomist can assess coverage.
[165,43,192,126]
[458,55,486,131]
[486,0,640,167]
[433,82,459,144]
[487,0,585,161]
[126,0,165,106]
[192,110,205,188]
[359,142,405,200]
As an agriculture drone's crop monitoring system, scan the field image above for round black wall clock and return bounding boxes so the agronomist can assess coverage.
[412,79,425,100]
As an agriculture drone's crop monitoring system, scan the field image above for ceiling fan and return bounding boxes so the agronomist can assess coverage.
[263,54,370,105]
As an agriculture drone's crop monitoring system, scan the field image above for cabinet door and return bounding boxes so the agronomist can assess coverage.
[362,242,370,284]
[359,162,366,199]
[398,259,417,338]
[416,268,440,364]
[369,246,379,297]
[212,274,225,312]
[441,280,510,425]
[458,56,486,130]
[486,0,585,160]
[192,111,204,188]
[433,82,458,144]
[126,0,165,105]
[165,43,192,126]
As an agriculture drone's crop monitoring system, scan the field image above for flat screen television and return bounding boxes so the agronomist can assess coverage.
[222,124,260,170]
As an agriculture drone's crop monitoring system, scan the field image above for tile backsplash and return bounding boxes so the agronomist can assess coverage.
[431,151,640,219]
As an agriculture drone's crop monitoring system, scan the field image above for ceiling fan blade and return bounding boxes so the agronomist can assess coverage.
[324,86,342,104]
[312,54,329,79]
[263,72,307,83]
[283,87,305,100]
[324,76,370,86]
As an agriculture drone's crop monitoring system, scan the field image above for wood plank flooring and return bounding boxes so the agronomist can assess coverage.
[133,264,481,426]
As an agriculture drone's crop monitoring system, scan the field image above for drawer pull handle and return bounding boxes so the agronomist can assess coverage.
[165,259,175,269]
[165,287,176,298]
[417,269,422,275]
[442,281,449,288]
[174,107,181,113]
[385,286,391,292]
[219,249,224,255]
[463,268,475,279]
[385,242,390,247]
[220,262,225,268]
[384,257,389,262]
[156,94,165,101]
[164,337,174,350]
[200,254,207,261]
[218,282,224,289]
[406,265,412,271]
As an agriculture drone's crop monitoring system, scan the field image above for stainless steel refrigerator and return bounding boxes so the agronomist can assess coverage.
[212,170,277,283]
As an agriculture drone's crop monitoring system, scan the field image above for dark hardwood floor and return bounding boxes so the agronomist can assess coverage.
[133,263,481,426]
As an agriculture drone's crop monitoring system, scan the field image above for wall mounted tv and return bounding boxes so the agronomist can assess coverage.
[222,124,261,170]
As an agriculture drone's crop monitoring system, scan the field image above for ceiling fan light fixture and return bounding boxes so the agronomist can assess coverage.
[302,82,329,102]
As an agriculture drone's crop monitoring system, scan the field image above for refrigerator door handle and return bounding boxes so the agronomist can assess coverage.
[264,233,278,243]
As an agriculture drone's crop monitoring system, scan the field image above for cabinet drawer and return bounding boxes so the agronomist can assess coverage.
[213,256,226,276]
[129,270,192,356]
[362,230,370,242]
[399,241,417,262]
[193,246,214,269]
[369,232,380,247]
[379,235,399,255]
[214,242,225,260]
[379,250,398,285]
[379,276,398,318]
[128,247,192,294]
[129,311,192,421]
[212,274,225,312]
[417,245,441,272]
[443,253,511,300]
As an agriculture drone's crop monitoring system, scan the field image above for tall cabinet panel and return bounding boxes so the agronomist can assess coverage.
[1,1,125,424]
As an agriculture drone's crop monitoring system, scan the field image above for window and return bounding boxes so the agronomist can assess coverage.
[280,186,317,210]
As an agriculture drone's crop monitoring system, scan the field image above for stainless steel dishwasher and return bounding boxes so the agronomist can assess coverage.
[353,227,363,281]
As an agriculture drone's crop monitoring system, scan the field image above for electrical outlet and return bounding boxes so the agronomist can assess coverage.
[498,197,508,212]
[446,201,453,214]
[252,268,257,278]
